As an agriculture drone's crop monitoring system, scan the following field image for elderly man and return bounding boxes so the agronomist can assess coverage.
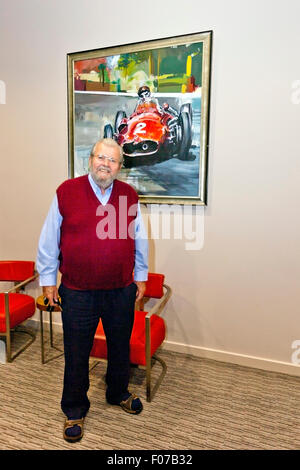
[37,138,148,442]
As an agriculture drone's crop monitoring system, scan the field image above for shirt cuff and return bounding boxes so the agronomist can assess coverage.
[133,270,148,282]
[39,274,57,287]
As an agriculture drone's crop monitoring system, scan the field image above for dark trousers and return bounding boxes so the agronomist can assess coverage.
[58,282,137,419]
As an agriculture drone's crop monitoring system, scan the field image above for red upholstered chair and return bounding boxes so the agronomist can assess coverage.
[90,273,172,402]
[0,261,38,362]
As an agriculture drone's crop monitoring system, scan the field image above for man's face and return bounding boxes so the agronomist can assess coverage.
[89,143,122,189]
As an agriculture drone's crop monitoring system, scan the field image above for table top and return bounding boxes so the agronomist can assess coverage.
[36,294,61,312]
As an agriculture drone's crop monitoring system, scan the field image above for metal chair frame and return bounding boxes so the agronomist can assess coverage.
[142,282,172,402]
[90,280,172,402]
[0,272,38,362]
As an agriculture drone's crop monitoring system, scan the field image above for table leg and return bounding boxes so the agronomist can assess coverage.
[40,309,45,364]
[50,310,53,347]
[39,308,63,364]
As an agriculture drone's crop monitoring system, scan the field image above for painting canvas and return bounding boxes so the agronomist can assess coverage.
[67,31,212,204]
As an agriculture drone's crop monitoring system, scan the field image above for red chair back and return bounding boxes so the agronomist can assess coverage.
[0,261,35,282]
[144,273,165,299]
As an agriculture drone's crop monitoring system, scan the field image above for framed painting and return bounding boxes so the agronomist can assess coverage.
[67,31,212,205]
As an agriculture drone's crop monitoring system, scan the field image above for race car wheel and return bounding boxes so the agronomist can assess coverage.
[115,111,127,133]
[180,103,193,125]
[178,111,192,160]
[103,124,114,139]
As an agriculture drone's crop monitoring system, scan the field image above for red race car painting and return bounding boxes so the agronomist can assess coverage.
[103,86,193,167]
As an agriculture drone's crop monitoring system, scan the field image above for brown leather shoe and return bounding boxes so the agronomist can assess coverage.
[63,418,84,442]
[119,394,143,414]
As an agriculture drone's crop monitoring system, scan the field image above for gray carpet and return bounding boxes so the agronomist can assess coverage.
[1,327,300,450]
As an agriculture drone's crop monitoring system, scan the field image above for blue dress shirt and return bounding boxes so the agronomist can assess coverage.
[36,174,148,286]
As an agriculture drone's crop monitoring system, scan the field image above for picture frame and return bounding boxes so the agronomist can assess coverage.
[67,31,212,205]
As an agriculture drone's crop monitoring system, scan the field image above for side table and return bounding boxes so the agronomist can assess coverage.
[36,295,64,364]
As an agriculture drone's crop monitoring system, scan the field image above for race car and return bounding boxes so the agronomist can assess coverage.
[103,89,193,166]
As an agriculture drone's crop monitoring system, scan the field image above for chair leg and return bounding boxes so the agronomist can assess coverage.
[9,326,36,362]
[146,356,151,402]
[146,353,167,402]
[6,330,11,363]
[89,359,101,372]
[145,317,152,401]
[1,327,36,363]
[145,316,167,401]
[4,293,11,362]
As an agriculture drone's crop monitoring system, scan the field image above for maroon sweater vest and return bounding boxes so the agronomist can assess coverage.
[57,175,138,290]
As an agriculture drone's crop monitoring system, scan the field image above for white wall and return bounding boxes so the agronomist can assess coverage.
[1,0,300,374]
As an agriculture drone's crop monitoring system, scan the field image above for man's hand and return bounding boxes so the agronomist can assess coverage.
[134,281,146,302]
[42,286,59,306]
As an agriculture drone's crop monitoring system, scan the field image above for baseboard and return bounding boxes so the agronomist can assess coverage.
[162,340,300,377]
[28,318,63,333]
[27,318,300,377]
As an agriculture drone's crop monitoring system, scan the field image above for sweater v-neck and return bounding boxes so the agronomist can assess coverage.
[85,174,117,207]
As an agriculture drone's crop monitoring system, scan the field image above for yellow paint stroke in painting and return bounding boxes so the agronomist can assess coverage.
[182,55,192,92]
[157,51,161,77]
[186,55,192,76]
[148,52,155,78]
[182,51,200,92]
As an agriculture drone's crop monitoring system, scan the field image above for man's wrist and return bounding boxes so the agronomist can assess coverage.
[39,274,57,286]
[133,270,148,282]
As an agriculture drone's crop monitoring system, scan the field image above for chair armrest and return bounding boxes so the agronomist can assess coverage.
[4,271,39,294]
[3,271,39,333]
[145,284,172,319]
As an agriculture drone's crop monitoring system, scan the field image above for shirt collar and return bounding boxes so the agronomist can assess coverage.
[88,173,114,196]
[88,173,114,203]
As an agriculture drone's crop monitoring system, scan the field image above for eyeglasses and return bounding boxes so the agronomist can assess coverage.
[94,154,119,164]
